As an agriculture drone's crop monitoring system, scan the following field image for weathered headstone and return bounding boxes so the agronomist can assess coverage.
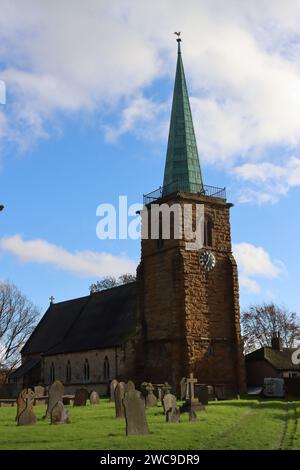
[163,393,177,414]
[73,388,89,406]
[17,388,36,426]
[125,380,135,392]
[197,384,209,405]
[45,380,64,419]
[115,381,125,418]
[123,383,149,435]
[34,385,45,397]
[180,377,187,400]
[166,407,180,423]
[189,409,197,422]
[51,401,70,425]
[110,379,118,402]
[140,382,148,399]
[182,373,205,412]
[161,382,172,400]
[90,390,100,405]
[145,383,157,408]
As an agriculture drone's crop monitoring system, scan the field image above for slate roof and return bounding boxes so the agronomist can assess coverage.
[245,346,300,371]
[22,282,137,356]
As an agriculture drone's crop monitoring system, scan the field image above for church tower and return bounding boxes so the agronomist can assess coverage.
[136,38,246,394]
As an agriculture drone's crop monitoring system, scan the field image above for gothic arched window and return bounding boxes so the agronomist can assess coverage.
[84,359,90,381]
[204,217,213,247]
[103,356,110,380]
[50,362,55,383]
[66,360,71,383]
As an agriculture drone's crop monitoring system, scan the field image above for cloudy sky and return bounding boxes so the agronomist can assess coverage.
[0,0,299,313]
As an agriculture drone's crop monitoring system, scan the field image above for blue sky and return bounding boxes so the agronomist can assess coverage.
[0,0,299,315]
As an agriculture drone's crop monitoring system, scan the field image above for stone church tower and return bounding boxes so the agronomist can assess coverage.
[136,38,246,394]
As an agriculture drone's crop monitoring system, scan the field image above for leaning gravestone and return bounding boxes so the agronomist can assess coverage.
[90,390,100,405]
[51,400,70,425]
[73,388,89,406]
[145,383,157,408]
[123,382,149,435]
[166,407,180,423]
[115,382,125,418]
[110,379,118,402]
[45,380,64,419]
[17,388,36,426]
[163,393,177,414]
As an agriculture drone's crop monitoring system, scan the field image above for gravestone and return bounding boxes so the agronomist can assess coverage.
[166,407,180,423]
[197,385,209,405]
[145,383,157,408]
[34,385,45,397]
[51,401,70,425]
[163,393,177,414]
[115,381,125,418]
[161,382,172,400]
[180,377,187,400]
[110,379,118,402]
[45,380,64,419]
[140,382,148,399]
[73,388,89,406]
[90,390,100,405]
[189,409,197,422]
[123,383,149,435]
[125,380,135,392]
[17,388,36,426]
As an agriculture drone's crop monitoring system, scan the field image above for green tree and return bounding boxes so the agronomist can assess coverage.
[89,273,136,293]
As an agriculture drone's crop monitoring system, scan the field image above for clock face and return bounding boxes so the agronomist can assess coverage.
[199,250,216,272]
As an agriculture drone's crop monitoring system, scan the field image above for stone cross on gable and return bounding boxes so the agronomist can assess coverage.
[49,296,55,305]
[186,373,197,400]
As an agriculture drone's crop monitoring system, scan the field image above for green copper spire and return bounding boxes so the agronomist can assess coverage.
[163,38,204,196]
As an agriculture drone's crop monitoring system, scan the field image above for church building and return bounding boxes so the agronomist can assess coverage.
[11,39,246,396]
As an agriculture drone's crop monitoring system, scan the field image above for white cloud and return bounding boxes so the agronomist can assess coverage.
[232,157,300,203]
[233,242,282,293]
[0,234,137,278]
[2,0,300,201]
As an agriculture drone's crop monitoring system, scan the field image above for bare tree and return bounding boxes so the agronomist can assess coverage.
[0,281,40,376]
[241,303,300,354]
[89,273,136,293]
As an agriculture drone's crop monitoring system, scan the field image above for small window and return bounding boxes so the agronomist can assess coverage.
[208,344,214,356]
[50,362,55,383]
[84,359,90,381]
[204,217,213,247]
[66,360,71,383]
[103,356,110,380]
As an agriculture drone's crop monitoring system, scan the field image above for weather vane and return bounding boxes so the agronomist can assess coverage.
[174,31,181,43]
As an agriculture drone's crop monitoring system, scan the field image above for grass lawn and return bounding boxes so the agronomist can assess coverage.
[0,398,300,450]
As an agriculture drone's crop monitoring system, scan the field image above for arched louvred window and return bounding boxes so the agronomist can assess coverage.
[50,362,55,383]
[84,358,90,381]
[103,356,110,380]
[66,360,71,383]
[204,217,213,247]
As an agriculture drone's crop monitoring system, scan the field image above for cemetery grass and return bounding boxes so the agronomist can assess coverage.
[1,398,300,450]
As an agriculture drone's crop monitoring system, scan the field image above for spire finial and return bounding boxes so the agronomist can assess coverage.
[174,31,181,52]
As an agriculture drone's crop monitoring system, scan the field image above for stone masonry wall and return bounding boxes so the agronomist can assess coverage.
[136,192,246,393]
